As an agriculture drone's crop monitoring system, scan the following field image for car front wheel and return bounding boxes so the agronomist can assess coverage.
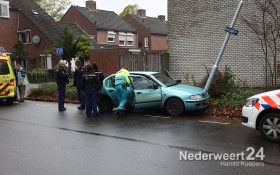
[165,98,184,116]
[259,113,280,142]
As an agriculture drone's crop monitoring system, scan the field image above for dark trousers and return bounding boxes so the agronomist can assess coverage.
[85,87,98,116]
[96,92,104,112]
[77,86,85,107]
[57,83,66,110]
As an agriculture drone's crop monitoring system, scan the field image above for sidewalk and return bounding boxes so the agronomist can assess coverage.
[25,83,40,96]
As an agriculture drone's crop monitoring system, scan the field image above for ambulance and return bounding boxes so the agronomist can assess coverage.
[242,90,280,142]
[0,48,17,104]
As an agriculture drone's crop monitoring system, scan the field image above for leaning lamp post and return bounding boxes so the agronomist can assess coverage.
[203,0,244,93]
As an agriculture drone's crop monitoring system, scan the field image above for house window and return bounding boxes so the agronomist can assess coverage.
[40,54,52,70]
[18,30,32,44]
[144,37,148,47]
[107,31,116,43]
[119,33,126,46]
[127,33,134,47]
[0,1,9,18]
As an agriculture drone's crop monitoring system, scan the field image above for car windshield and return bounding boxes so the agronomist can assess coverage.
[152,73,177,87]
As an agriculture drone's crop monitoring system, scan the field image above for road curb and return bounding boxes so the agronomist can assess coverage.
[24,97,79,104]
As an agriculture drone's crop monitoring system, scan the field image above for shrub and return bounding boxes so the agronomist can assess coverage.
[210,88,255,110]
[199,66,243,98]
[28,81,78,101]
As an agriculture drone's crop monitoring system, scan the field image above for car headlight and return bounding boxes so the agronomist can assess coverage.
[245,98,259,107]
[190,94,203,100]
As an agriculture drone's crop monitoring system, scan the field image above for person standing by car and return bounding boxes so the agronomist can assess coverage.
[73,60,86,110]
[113,68,131,111]
[56,60,69,112]
[15,64,28,103]
[81,64,99,117]
[92,62,105,113]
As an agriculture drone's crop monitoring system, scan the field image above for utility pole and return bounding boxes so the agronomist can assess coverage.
[203,0,244,93]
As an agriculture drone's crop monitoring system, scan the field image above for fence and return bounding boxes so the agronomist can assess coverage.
[120,52,169,73]
[27,73,56,83]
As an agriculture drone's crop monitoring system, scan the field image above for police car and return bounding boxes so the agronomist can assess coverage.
[242,90,280,142]
[0,48,17,104]
[101,71,209,116]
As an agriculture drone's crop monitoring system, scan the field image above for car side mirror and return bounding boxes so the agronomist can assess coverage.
[176,80,182,83]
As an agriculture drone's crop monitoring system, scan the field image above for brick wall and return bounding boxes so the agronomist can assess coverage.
[90,48,130,76]
[0,10,53,70]
[151,35,168,50]
[61,7,98,37]
[0,10,18,52]
[18,12,53,69]
[124,15,151,49]
[168,0,269,87]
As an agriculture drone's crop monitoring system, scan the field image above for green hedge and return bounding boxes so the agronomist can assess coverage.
[28,81,78,101]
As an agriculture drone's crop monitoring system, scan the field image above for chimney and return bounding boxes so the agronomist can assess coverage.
[86,1,96,10]
[158,15,166,21]
[137,9,146,17]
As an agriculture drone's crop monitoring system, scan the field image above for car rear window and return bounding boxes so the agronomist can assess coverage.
[0,61,10,75]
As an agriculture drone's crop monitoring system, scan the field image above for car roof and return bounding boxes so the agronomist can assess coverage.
[130,71,159,75]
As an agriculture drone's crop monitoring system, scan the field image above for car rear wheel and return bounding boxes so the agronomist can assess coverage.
[165,98,184,116]
[101,95,114,112]
[259,113,280,142]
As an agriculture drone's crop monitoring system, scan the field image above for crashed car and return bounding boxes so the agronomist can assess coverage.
[101,71,209,116]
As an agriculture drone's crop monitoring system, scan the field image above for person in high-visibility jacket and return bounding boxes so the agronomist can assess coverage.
[113,68,131,111]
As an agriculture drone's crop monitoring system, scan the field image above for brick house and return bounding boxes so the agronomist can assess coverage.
[61,1,138,48]
[0,1,19,53]
[0,0,86,70]
[168,0,271,87]
[124,9,168,51]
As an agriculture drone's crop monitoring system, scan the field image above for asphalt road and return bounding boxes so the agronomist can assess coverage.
[0,100,279,175]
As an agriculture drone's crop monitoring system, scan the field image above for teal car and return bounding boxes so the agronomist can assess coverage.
[101,71,210,116]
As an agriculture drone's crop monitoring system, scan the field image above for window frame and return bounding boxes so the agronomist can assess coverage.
[18,30,32,44]
[0,1,9,18]
[144,37,148,48]
[107,31,116,43]
[119,33,126,46]
[127,33,134,47]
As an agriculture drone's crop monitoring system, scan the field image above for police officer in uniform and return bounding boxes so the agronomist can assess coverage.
[56,60,69,111]
[92,63,105,113]
[81,64,100,117]
[73,60,86,110]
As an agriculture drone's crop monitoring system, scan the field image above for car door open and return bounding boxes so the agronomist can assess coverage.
[130,75,162,109]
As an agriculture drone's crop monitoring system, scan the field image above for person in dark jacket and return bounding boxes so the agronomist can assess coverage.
[92,62,105,113]
[56,60,69,111]
[73,60,86,110]
[81,64,99,117]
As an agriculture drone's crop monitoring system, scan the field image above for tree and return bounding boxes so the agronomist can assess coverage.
[56,26,77,62]
[75,35,93,61]
[12,41,30,63]
[242,0,280,88]
[119,4,138,17]
[33,0,71,21]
